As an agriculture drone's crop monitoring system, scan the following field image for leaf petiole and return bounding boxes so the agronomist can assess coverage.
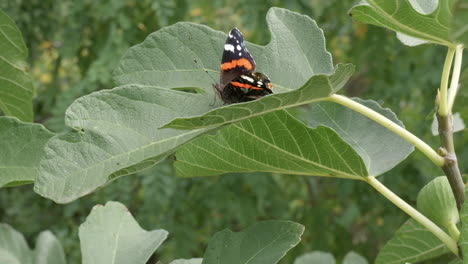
[366,176,458,256]
[447,45,464,113]
[438,47,456,117]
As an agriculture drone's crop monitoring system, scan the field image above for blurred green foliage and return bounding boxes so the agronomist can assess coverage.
[0,0,465,263]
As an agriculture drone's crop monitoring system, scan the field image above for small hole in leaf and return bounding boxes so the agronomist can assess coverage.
[171,87,205,94]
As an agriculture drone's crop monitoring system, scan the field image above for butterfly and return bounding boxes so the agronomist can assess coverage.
[214,28,273,104]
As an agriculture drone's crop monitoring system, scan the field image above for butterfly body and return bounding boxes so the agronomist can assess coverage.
[215,28,272,104]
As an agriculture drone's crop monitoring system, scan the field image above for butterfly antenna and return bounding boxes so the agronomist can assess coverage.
[193,59,218,83]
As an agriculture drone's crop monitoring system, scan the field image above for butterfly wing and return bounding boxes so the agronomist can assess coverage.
[219,28,256,88]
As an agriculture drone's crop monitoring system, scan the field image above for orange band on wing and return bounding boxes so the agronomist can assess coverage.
[230,81,263,90]
[221,58,253,71]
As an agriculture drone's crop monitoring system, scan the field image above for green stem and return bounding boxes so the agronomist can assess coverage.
[326,94,444,167]
[438,47,456,117]
[366,176,458,256]
[447,45,464,113]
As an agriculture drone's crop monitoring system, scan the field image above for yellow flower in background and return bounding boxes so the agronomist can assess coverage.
[137,23,146,31]
[39,73,52,84]
[81,48,89,57]
[190,8,202,17]
[39,41,52,50]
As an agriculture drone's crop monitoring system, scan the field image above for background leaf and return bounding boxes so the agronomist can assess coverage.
[451,0,468,46]
[0,223,32,264]
[0,9,33,121]
[431,112,465,135]
[304,99,414,176]
[174,110,367,179]
[349,0,455,46]
[79,201,168,264]
[417,176,459,231]
[0,117,54,187]
[33,231,66,264]
[375,219,449,264]
[293,251,335,264]
[202,220,304,264]
[343,251,368,264]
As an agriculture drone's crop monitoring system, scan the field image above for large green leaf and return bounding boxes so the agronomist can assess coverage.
[375,219,449,264]
[0,9,33,121]
[175,110,367,179]
[350,0,455,46]
[202,220,304,264]
[0,223,32,264]
[0,224,66,264]
[451,0,468,46]
[33,7,357,203]
[304,99,414,176]
[0,117,54,187]
[79,201,168,264]
[293,252,335,264]
[33,231,66,264]
[417,177,459,231]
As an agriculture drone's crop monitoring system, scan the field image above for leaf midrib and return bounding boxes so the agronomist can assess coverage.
[167,96,329,130]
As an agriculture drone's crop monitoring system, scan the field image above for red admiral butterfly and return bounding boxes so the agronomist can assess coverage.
[214,28,273,104]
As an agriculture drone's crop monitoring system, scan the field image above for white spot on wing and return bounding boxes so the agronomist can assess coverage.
[238,52,242,56]
[236,45,241,51]
[236,40,239,43]
[241,75,254,82]
[229,34,233,38]
[224,44,235,52]
[257,81,263,85]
